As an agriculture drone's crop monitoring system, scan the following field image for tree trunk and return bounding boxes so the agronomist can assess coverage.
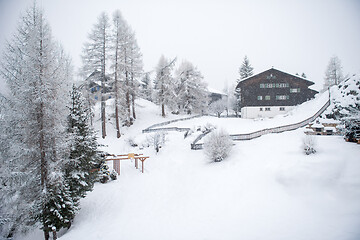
[52,228,57,240]
[101,25,107,139]
[43,228,49,240]
[114,41,121,138]
[101,96,106,139]
[132,93,136,119]
[162,103,165,117]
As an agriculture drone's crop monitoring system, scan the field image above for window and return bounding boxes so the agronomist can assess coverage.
[273,83,288,88]
[260,108,263,111]
[257,96,263,100]
[290,88,301,93]
[265,95,271,100]
[276,95,289,100]
[265,107,271,111]
[260,83,289,88]
[279,107,285,111]
[265,83,276,88]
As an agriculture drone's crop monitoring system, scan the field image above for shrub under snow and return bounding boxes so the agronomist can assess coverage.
[204,129,233,162]
[303,135,317,155]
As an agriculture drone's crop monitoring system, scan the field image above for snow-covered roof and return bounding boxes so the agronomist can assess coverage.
[238,67,315,86]
[311,123,324,128]
[207,87,226,95]
[324,127,337,131]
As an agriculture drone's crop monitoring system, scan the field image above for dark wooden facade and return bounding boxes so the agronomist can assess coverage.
[236,68,318,107]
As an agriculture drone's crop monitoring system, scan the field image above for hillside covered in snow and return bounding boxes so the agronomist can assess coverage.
[18,93,360,240]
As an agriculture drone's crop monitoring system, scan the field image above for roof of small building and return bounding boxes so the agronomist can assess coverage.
[311,123,324,128]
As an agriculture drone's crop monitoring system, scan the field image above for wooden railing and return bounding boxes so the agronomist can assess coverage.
[191,99,331,150]
[142,114,204,133]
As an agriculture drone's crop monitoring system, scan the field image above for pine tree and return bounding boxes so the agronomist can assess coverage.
[238,55,254,81]
[154,56,177,117]
[175,60,208,114]
[65,85,102,205]
[82,12,111,139]
[0,4,72,239]
[40,173,77,240]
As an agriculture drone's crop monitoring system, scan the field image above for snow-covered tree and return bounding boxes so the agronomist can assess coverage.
[238,55,254,81]
[323,55,344,90]
[233,87,241,117]
[146,132,166,153]
[41,172,76,240]
[82,12,111,139]
[209,99,227,118]
[303,135,316,155]
[128,32,143,121]
[204,129,233,162]
[0,4,72,239]
[175,60,209,114]
[112,10,143,127]
[65,85,102,206]
[141,72,153,101]
[154,56,177,117]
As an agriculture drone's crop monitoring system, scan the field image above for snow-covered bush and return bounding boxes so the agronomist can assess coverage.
[325,74,360,120]
[126,137,138,147]
[98,161,110,183]
[303,135,317,155]
[110,170,118,181]
[146,132,166,153]
[204,129,233,162]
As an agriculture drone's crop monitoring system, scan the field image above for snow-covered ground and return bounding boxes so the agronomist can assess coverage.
[157,91,330,135]
[18,95,360,240]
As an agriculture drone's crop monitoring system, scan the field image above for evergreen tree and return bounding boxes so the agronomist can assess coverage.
[40,173,76,240]
[238,55,254,81]
[0,4,71,239]
[65,85,102,204]
[175,60,208,114]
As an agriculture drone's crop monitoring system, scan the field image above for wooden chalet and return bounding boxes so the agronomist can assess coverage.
[236,68,318,118]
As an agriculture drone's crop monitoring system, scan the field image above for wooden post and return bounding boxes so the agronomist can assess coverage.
[135,158,138,169]
[141,159,144,173]
[113,160,121,175]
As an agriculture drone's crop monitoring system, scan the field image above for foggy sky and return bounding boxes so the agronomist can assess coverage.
[1,0,360,92]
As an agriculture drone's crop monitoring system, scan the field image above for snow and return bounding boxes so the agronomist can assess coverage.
[155,91,329,135]
[207,86,226,95]
[16,93,360,240]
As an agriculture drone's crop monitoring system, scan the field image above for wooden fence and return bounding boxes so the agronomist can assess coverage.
[142,114,204,133]
[191,99,331,150]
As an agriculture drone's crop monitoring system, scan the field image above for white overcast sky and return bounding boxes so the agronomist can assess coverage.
[1,0,359,92]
